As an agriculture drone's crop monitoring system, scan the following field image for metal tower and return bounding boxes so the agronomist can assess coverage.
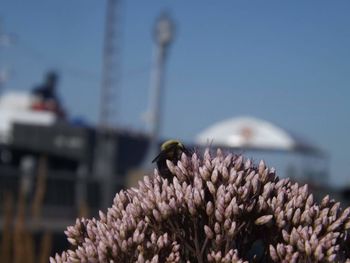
[93,0,122,209]
[99,0,121,129]
[143,12,175,168]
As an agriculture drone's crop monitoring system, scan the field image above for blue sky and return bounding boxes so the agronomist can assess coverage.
[1,1,350,186]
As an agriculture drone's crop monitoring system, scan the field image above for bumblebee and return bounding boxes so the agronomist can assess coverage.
[152,139,190,180]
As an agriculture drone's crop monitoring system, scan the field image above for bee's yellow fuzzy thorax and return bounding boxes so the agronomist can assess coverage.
[161,139,183,151]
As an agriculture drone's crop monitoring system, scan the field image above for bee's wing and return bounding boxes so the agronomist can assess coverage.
[151,152,162,163]
[151,144,177,163]
[151,149,170,163]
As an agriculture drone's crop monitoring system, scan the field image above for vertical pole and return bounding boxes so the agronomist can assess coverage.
[147,44,166,163]
[99,0,120,128]
[76,163,89,217]
[143,13,175,167]
[94,0,121,209]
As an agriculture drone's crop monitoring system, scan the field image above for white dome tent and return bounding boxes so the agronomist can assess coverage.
[195,116,328,184]
[196,116,324,155]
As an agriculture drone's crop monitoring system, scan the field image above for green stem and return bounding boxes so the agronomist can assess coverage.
[193,220,203,263]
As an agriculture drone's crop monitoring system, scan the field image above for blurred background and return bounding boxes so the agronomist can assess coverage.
[1,0,350,261]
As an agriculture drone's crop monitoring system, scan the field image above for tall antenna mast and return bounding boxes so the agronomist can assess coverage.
[142,12,175,167]
[99,0,121,129]
[93,0,122,209]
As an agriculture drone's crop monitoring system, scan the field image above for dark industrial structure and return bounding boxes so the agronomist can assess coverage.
[0,121,150,253]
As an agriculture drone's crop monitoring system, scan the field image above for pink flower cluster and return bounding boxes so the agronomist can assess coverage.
[51,149,350,262]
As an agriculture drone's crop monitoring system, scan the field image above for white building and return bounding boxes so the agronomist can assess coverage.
[195,116,328,184]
